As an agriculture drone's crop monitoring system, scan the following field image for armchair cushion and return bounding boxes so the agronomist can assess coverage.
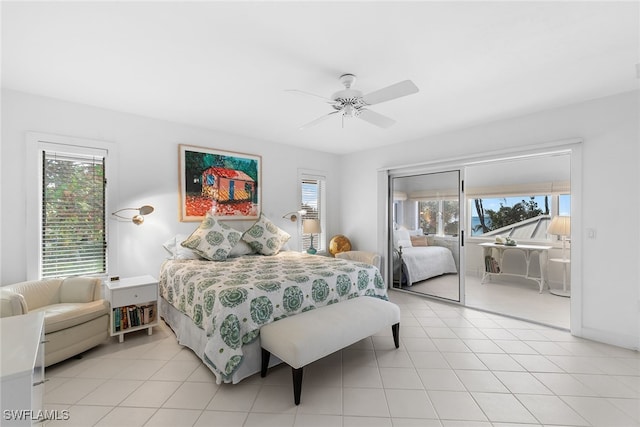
[60,276,99,303]
[31,300,109,334]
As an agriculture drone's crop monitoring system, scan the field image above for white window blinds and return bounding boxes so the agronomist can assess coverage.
[301,177,325,251]
[41,150,107,278]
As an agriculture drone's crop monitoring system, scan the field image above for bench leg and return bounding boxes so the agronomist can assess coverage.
[392,323,400,349]
[261,348,270,377]
[292,367,303,405]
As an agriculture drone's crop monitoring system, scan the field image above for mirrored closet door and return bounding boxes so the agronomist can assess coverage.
[389,170,463,302]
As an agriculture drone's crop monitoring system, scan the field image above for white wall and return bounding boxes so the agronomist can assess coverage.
[341,90,640,350]
[1,89,342,283]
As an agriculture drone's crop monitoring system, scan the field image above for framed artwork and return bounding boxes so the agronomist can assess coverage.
[179,144,261,221]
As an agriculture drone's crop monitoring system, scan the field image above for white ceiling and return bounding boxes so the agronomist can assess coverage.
[2,1,638,155]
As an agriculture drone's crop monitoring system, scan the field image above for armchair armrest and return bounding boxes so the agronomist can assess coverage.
[0,288,28,317]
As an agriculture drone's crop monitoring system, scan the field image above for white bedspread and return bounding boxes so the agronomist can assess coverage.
[400,246,457,285]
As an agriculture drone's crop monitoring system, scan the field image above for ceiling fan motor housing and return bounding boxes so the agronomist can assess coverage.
[332,74,365,115]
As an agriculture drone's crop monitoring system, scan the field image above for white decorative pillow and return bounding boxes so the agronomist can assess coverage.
[228,240,254,257]
[163,234,202,259]
[242,213,291,256]
[181,213,242,261]
[397,239,413,249]
[394,229,411,249]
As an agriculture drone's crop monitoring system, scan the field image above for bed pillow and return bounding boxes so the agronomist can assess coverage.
[228,240,255,257]
[394,229,411,249]
[163,234,202,259]
[410,235,429,247]
[181,212,242,261]
[397,239,413,249]
[242,213,291,255]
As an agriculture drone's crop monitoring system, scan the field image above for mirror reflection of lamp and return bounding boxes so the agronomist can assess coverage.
[303,219,321,254]
[547,215,571,259]
[112,205,155,225]
[547,215,571,297]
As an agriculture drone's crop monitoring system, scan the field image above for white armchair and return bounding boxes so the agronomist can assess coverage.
[1,277,109,366]
[335,251,381,271]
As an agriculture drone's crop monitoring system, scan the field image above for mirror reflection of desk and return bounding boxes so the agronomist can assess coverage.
[479,242,552,293]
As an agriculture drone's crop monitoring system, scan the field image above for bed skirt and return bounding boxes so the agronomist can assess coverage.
[159,297,282,384]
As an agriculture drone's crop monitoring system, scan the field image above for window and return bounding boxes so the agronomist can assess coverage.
[299,172,326,252]
[41,151,106,278]
[469,193,570,239]
[27,133,116,279]
[418,200,459,236]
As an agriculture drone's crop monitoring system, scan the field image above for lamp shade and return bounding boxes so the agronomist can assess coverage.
[303,219,321,234]
[548,215,570,236]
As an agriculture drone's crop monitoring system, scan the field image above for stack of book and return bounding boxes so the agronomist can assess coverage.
[113,304,155,332]
[484,256,501,273]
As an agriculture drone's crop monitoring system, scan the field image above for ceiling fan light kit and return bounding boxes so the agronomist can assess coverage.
[290,73,419,129]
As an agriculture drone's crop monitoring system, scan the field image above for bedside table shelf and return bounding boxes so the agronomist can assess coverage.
[105,275,159,342]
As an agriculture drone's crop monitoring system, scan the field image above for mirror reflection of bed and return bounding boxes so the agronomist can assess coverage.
[392,228,459,301]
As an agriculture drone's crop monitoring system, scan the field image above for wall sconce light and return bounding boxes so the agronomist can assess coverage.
[112,205,155,225]
[282,209,307,222]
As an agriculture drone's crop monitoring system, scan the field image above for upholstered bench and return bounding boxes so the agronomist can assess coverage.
[260,296,400,405]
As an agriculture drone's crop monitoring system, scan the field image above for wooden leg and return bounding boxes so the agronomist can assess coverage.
[392,323,400,349]
[292,367,303,405]
[260,348,270,377]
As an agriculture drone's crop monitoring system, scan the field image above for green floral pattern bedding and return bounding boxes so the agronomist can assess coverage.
[159,251,388,382]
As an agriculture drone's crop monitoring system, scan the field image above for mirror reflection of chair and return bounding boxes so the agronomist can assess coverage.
[335,251,381,271]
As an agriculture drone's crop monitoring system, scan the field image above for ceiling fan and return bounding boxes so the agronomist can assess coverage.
[288,74,419,129]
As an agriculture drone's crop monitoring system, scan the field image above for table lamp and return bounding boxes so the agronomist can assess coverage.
[302,219,321,254]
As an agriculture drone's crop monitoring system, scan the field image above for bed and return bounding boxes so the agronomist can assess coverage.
[158,251,388,384]
[393,229,457,286]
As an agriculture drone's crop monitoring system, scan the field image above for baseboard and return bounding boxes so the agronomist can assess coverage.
[579,326,639,351]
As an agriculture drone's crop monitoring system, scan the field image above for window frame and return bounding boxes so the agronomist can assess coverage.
[298,170,326,253]
[26,132,118,280]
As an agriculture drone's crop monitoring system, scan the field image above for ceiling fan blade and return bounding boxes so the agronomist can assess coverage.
[357,109,396,128]
[299,111,340,130]
[362,80,419,105]
[286,89,337,104]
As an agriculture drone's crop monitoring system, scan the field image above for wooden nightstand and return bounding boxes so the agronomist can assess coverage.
[105,275,159,342]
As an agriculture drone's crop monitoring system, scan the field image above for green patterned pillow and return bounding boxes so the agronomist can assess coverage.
[242,213,291,256]
[181,212,242,261]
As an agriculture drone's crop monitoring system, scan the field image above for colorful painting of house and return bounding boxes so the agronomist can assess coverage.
[201,167,256,203]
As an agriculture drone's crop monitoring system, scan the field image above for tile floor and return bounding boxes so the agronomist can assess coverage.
[404,274,571,329]
[44,290,639,426]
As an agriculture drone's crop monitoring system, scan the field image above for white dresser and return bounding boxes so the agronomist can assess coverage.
[1,312,45,426]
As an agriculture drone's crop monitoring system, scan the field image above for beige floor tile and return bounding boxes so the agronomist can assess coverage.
[379,367,424,389]
[343,387,390,417]
[427,390,487,421]
[162,381,218,409]
[120,380,181,408]
[143,408,203,426]
[193,410,247,427]
[77,379,143,406]
[515,394,588,425]
[385,389,437,418]
[94,407,156,427]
